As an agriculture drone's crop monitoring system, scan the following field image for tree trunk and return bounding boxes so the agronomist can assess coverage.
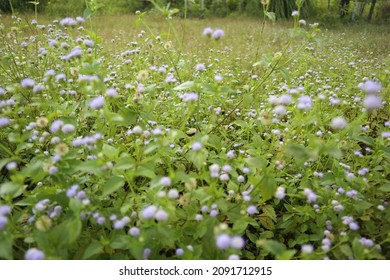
[368,0,377,21]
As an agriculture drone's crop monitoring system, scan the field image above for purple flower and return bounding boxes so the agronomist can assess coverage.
[361,80,381,94]
[230,236,245,249]
[24,248,45,260]
[0,216,8,230]
[89,96,105,109]
[191,142,202,151]
[216,233,231,249]
[128,227,140,237]
[195,63,206,71]
[21,78,35,88]
[363,94,382,110]
[212,29,224,40]
[155,209,168,221]
[141,205,157,219]
[84,39,94,47]
[246,205,258,215]
[60,17,77,26]
[202,27,213,36]
[50,120,64,133]
[0,117,10,128]
[61,124,76,134]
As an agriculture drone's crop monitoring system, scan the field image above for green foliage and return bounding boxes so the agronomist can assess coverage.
[0,9,389,260]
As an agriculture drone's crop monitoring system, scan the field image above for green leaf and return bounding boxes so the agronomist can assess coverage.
[256,239,286,256]
[173,81,195,91]
[0,182,25,199]
[102,144,119,159]
[67,218,82,245]
[352,238,365,260]
[277,250,296,260]
[82,241,104,260]
[340,244,353,257]
[233,219,249,233]
[379,183,390,192]
[353,201,373,213]
[0,234,13,259]
[262,205,277,222]
[285,143,310,162]
[102,176,125,197]
[258,174,277,202]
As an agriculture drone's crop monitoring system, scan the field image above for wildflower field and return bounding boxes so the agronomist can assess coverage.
[0,10,389,260]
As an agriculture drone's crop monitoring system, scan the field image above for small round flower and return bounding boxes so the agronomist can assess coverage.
[89,96,105,109]
[202,27,213,36]
[349,222,359,230]
[219,173,230,181]
[191,142,202,151]
[0,205,11,216]
[292,10,299,17]
[176,248,184,256]
[237,175,245,183]
[331,116,348,130]
[141,205,157,219]
[6,161,17,171]
[299,19,307,26]
[159,176,171,187]
[209,209,219,217]
[216,233,231,249]
[361,80,381,94]
[113,219,126,229]
[195,214,203,221]
[0,117,10,128]
[168,189,179,199]
[132,125,143,135]
[275,187,286,200]
[228,254,240,260]
[96,216,105,225]
[61,124,76,134]
[21,78,35,88]
[105,88,118,97]
[195,63,206,71]
[24,248,45,260]
[155,209,168,221]
[0,216,8,230]
[143,248,151,259]
[246,205,258,215]
[50,120,64,133]
[301,244,314,254]
[128,227,140,237]
[230,236,245,249]
[212,29,224,40]
[363,94,382,110]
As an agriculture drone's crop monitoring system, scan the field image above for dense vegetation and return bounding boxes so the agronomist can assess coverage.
[0,1,389,260]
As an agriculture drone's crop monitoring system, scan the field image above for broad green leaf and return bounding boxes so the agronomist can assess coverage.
[0,234,13,259]
[258,174,277,202]
[379,183,390,192]
[173,81,195,91]
[102,176,125,197]
[0,182,25,199]
[256,239,286,256]
[102,144,119,159]
[67,218,82,245]
[82,241,104,260]
[352,238,365,260]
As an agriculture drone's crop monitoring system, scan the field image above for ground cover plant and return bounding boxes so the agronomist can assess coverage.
[0,5,389,260]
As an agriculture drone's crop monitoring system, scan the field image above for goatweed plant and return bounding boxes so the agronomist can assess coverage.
[0,4,389,260]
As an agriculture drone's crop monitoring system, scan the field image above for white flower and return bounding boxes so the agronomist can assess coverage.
[89,96,105,109]
[301,244,314,254]
[216,234,231,249]
[292,10,299,17]
[363,94,382,110]
[331,116,348,130]
[361,80,381,94]
[168,189,179,199]
[61,124,76,134]
[159,176,171,187]
[141,205,157,219]
[275,187,286,200]
[191,142,202,151]
[155,209,168,221]
[25,248,45,260]
[230,236,245,249]
[128,227,140,236]
[246,205,258,215]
